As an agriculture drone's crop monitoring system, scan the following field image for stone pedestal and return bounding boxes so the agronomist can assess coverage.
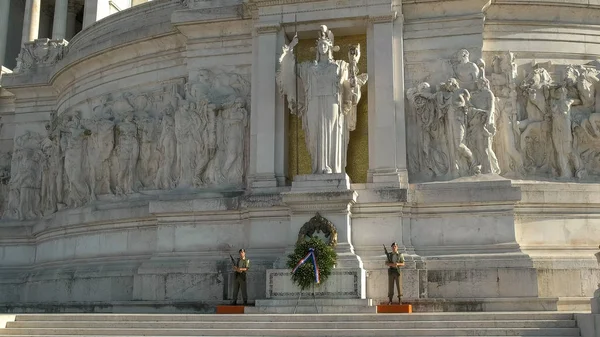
[264,173,367,299]
[265,269,365,299]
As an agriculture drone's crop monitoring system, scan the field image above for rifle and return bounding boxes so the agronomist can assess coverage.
[229,254,237,268]
[383,244,393,265]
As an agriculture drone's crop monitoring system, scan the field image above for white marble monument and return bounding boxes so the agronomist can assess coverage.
[0,0,597,313]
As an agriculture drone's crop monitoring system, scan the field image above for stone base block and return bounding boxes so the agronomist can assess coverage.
[291,174,351,192]
[405,297,559,312]
[266,268,365,299]
[246,299,375,314]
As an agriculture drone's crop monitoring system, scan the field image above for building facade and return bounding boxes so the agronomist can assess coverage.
[0,0,598,312]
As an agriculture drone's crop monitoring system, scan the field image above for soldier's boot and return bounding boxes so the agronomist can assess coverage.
[388,298,393,305]
[230,301,237,305]
[398,296,402,304]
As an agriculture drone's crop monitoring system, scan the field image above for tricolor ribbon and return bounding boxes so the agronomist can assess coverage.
[292,248,321,284]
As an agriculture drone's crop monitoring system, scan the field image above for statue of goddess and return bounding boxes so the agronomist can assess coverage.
[277,25,368,174]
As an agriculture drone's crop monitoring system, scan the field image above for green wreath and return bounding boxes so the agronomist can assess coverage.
[286,236,337,291]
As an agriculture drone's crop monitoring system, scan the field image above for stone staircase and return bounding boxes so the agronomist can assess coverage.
[0,312,582,336]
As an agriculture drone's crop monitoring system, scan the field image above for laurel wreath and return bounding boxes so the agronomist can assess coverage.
[286,236,337,291]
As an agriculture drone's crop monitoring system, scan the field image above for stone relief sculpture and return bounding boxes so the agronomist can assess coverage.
[7,131,44,220]
[114,111,140,195]
[14,38,68,73]
[490,52,523,176]
[469,78,501,175]
[277,25,368,174]
[3,73,251,220]
[0,152,12,217]
[407,48,600,182]
[61,111,91,207]
[155,104,177,189]
[218,97,247,184]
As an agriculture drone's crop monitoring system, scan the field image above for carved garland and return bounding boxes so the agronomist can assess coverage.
[296,212,338,247]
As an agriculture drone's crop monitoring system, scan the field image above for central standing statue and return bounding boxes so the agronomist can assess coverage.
[277,25,368,174]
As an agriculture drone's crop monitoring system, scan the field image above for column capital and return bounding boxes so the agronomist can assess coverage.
[368,11,397,24]
[255,23,280,35]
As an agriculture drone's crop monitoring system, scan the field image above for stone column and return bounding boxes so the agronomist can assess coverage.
[66,2,81,40]
[366,13,409,189]
[248,23,280,191]
[21,0,41,46]
[83,0,110,29]
[52,0,69,40]
[0,0,10,66]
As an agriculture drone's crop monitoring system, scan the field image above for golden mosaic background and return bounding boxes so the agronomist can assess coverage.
[287,34,369,183]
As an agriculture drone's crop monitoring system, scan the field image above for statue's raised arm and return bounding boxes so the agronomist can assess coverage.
[277,33,300,113]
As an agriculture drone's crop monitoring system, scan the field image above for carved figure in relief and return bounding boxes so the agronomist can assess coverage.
[469,78,501,174]
[196,101,218,186]
[452,49,481,91]
[219,97,247,184]
[114,112,139,195]
[81,114,115,199]
[174,98,198,188]
[551,87,584,179]
[62,112,90,207]
[155,104,177,189]
[519,64,554,174]
[277,25,368,174]
[0,152,11,217]
[407,82,448,178]
[437,78,478,177]
[137,115,160,189]
[8,132,43,220]
[490,52,524,176]
[40,124,59,214]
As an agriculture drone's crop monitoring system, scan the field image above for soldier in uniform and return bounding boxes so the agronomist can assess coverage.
[386,242,405,304]
[231,248,250,305]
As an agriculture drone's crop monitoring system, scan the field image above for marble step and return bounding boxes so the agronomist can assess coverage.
[5,320,578,329]
[0,328,582,336]
[12,313,577,322]
[253,299,372,306]
[245,305,376,314]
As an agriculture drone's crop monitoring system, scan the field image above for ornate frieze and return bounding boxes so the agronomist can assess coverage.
[406,48,600,182]
[4,70,251,220]
[14,38,68,74]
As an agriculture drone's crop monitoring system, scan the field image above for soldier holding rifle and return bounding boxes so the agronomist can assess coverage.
[230,248,250,305]
[384,242,405,305]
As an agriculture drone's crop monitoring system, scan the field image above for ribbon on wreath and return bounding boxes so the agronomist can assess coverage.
[291,247,321,284]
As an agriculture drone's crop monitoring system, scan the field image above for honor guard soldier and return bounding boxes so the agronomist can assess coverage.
[231,248,250,305]
[385,242,405,304]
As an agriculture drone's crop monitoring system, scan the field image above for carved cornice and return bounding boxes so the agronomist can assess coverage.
[369,12,398,23]
[255,23,281,34]
[248,0,325,7]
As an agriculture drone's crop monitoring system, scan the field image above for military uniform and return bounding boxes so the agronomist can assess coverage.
[232,257,250,305]
[387,250,405,303]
